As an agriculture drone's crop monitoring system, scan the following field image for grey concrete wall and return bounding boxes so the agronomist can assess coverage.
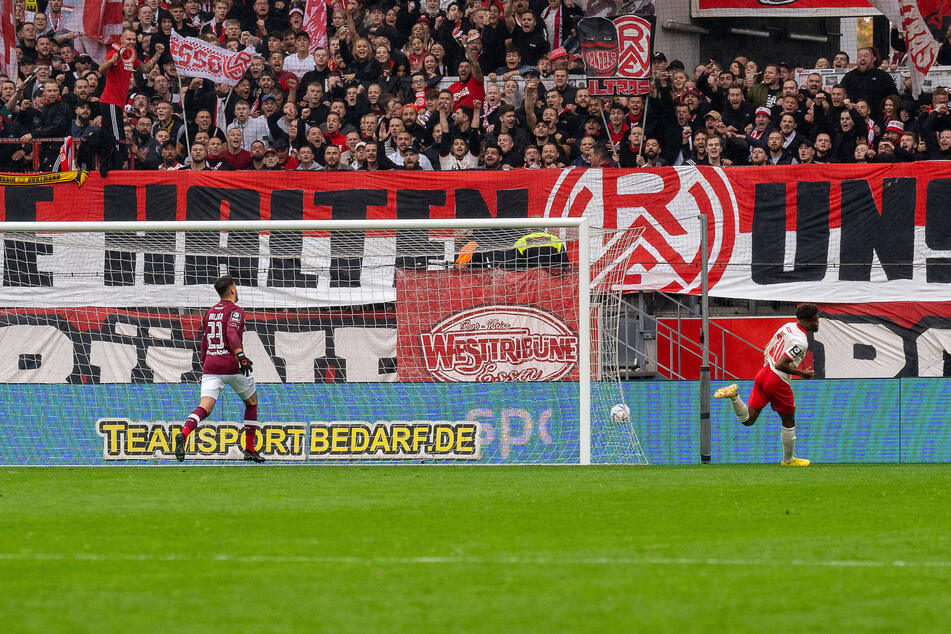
[653,0,702,69]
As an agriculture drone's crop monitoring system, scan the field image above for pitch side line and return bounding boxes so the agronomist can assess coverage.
[0,552,949,568]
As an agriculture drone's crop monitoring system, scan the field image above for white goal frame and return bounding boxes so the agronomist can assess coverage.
[1,217,600,464]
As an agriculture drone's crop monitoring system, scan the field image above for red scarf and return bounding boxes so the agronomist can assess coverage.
[608,122,628,146]
[211,20,225,42]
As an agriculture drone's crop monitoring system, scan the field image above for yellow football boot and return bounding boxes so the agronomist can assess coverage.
[781,458,811,467]
[714,384,738,399]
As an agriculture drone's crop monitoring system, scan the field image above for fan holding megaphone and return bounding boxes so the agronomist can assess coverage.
[95,27,165,177]
[111,42,138,65]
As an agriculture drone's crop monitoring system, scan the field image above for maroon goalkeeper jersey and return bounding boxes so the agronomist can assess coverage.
[200,300,245,375]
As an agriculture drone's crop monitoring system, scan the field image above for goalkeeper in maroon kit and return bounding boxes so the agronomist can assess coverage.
[174,275,264,463]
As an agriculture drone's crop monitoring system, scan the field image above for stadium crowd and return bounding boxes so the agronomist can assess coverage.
[2,0,950,173]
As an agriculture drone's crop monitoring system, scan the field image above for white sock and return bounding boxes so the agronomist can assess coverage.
[730,395,749,423]
[781,426,796,462]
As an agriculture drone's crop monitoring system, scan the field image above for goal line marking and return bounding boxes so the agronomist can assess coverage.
[1,552,949,568]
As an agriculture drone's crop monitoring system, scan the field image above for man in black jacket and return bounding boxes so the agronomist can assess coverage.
[922,102,951,159]
[0,114,31,172]
[840,47,897,120]
[721,86,754,133]
[22,80,72,170]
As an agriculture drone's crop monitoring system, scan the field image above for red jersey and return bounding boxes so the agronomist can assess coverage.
[200,300,245,374]
[100,50,142,108]
[449,75,485,111]
[222,148,252,169]
[325,130,348,151]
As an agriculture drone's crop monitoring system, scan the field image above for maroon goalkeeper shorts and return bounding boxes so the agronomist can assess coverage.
[748,365,795,415]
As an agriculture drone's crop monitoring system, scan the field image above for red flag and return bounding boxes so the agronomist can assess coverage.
[304,0,329,52]
[65,0,126,63]
[1,0,17,80]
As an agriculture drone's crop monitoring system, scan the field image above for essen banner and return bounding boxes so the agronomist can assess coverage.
[2,164,951,305]
[169,32,255,86]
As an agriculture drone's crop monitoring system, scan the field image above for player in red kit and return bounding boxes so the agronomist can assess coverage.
[174,275,264,463]
[714,304,820,466]
[97,27,164,176]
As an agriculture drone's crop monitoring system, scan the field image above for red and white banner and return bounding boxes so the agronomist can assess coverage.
[169,32,255,86]
[396,269,595,382]
[64,0,124,63]
[304,0,329,52]
[1,0,16,80]
[578,15,654,96]
[867,1,951,96]
[2,164,951,306]
[692,0,878,17]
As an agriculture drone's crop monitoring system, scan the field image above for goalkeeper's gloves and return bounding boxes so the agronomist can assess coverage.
[236,351,253,376]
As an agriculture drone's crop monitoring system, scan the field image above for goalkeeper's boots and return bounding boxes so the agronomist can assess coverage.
[781,457,811,467]
[714,384,738,399]
[173,432,187,463]
[242,448,266,463]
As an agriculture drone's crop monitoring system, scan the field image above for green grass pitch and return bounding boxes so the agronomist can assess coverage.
[2,464,950,632]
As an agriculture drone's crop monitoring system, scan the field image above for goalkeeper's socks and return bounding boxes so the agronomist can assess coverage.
[781,426,796,462]
[730,395,750,424]
[243,424,258,451]
[183,406,209,438]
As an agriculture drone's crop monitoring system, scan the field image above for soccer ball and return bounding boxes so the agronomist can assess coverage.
[610,403,631,424]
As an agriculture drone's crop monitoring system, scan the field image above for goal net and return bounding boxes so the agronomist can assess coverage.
[0,219,647,465]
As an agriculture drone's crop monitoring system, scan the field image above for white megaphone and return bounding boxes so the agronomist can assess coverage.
[111,42,137,64]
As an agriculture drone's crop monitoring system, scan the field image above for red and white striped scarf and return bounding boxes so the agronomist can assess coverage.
[54,136,74,171]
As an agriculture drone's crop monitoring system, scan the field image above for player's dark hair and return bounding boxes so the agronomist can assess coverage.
[214,274,235,297]
[796,303,819,321]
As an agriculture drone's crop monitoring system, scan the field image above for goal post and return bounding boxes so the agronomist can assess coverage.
[0,218,647,465]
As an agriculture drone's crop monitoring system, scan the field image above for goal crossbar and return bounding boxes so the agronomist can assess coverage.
[0,218,589,233]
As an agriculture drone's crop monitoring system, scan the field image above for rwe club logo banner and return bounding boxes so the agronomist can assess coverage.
[4,164,951,306]
[578,15,654,96]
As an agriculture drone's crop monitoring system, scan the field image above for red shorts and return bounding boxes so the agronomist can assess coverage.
[748,365,795,415]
